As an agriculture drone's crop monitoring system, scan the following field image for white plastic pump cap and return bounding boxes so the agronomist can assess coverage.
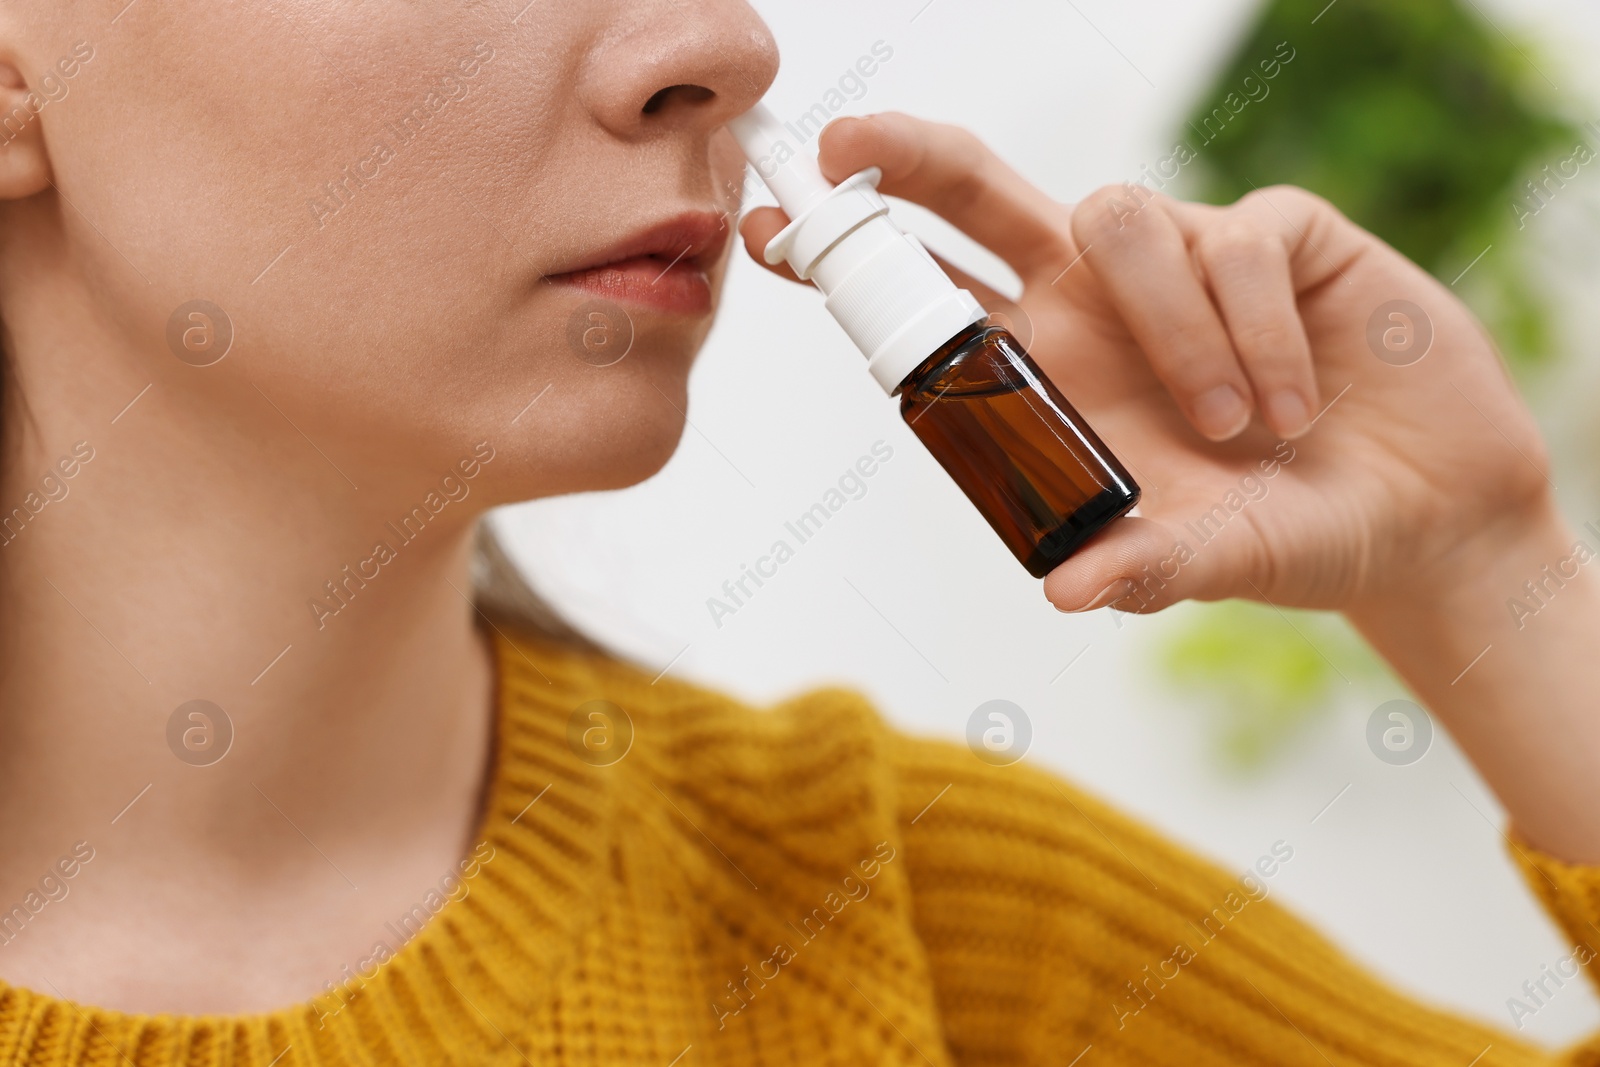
[728,104,986,393]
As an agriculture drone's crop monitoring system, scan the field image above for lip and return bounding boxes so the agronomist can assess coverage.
[547,210,729,315]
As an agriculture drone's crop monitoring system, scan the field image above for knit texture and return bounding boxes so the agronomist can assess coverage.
[2,629,1598,1065]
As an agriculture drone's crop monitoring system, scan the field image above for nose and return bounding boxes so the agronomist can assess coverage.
[584,0,779,140]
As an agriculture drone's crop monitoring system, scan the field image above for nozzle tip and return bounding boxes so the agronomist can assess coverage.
[728,102,834,218]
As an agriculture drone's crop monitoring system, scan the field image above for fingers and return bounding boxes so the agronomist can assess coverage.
[741,174,1027,319]
[1195,222,1317,439]
[1171,196,1322,439]
[1071,186,1254,441]
[815,112,1078,286]
[742,121,1336,447]
[1040,514,1253,615]
[925,249,1015,314]
[738,206,800,283]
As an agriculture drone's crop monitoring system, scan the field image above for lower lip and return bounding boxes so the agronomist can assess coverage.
[548,256,713,314]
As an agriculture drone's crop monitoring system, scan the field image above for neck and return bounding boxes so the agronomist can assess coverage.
[0,252,498,1008]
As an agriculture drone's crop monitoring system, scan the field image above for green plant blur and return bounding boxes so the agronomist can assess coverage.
[1154,602,1388,768]
[1157,0,1581,770]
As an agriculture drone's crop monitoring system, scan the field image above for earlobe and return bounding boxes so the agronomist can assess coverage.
[0,58,54,200]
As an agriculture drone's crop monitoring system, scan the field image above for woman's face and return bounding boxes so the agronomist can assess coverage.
[1,0,778,500]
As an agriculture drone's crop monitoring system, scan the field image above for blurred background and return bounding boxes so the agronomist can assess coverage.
[495,0,1600,1044]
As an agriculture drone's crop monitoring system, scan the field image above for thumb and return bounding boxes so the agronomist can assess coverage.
[1041,515,1248,615]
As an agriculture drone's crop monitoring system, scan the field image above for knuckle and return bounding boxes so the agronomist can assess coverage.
[1072,182,1159,243]
[1241,183,1340,225]
[938,128,990,200]
[1232,322,1300,366]
[1263,183,1323,209]
[1196,221,1275,274]
[1237,183,1294,210]
[1160,345,1234,392]
[946,123,990,163]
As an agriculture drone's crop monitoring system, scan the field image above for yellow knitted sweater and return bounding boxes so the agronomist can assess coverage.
[4,629,1599,1065]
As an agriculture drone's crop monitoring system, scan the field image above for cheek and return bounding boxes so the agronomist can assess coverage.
[48,3,591,460]
[40,1,716,501]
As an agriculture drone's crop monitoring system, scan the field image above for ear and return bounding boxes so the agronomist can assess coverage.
[0,56,54,198]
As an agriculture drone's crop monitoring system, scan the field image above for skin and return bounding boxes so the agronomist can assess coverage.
[746,115,1600,863]
[0,0,1595,1021]
[0,0,775,1013]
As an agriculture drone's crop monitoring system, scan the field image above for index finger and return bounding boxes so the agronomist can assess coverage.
[816,112,1078,287]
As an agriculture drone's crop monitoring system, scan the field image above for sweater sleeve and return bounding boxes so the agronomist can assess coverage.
[886,731,1600,1066]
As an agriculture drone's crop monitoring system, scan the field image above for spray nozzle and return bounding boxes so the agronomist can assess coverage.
[727,102,986,393]
[726,104,837,221]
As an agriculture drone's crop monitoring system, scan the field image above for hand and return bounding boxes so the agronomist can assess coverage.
[738,112,1562,620]
[741,113,1600,864]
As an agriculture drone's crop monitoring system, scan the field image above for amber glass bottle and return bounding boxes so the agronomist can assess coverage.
[727,105,1140,576]
[899,323,1139,577]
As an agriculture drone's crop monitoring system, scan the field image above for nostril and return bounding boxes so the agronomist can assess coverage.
[643,84,715,114]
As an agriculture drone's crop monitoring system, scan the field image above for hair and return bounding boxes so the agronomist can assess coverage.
[473,519,603,652]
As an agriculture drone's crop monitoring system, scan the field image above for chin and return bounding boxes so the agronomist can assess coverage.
[590,413,688,491]
[501,368,693,499]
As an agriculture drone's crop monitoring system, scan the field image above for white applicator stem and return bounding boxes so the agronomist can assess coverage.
[727,103,987,393]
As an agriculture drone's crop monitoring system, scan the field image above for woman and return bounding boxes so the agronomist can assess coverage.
[0,0,1596,1063]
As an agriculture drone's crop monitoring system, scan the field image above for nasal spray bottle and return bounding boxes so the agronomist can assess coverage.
[728,104,1139,577]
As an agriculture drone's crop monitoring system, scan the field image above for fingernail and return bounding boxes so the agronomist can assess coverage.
[1265,389,1310,439]
[1059,578,1135,613]
[1193,384,1250,441]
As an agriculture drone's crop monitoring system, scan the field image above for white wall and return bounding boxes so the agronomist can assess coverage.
[495,0,1600,1045]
